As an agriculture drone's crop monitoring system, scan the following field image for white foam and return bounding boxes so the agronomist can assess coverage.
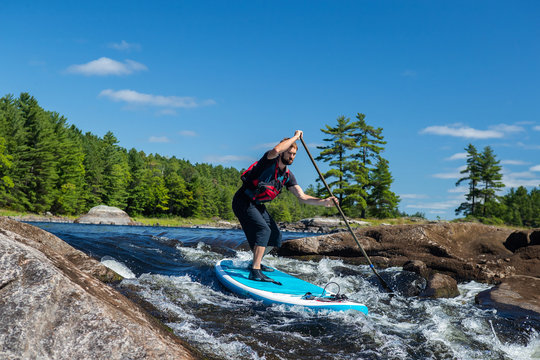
[100,256,136,279]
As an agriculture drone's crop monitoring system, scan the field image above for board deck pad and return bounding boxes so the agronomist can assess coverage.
[215,259,368,314]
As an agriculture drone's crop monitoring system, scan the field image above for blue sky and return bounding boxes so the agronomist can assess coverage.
[2,1,539,219]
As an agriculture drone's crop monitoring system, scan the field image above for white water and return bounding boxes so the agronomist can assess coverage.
[116,244,540,360]
[100,256,136,279]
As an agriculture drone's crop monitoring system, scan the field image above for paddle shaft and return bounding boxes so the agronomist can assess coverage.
[299,137,393,293]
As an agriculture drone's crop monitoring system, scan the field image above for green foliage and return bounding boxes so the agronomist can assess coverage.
[455,143,539,228]
[316,113,399,218]
[367,157,400,218]
[0,93,243,219]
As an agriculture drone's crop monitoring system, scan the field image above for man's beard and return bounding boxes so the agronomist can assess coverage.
[280,153,294,165]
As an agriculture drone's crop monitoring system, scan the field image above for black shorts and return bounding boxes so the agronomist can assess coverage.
[232,189,282,249]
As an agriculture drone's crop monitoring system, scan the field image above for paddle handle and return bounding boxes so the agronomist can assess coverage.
[299,137,393,293]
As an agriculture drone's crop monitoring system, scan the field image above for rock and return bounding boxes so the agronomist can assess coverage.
[503,231,529,252]
[476,275,540,321]
[403,260,430,279]
[530,230,540,246]
[421,273,459,298]
[75,205,137,225]
[0,218,196,359]
[278,223,532,284]
[391,271,427,297]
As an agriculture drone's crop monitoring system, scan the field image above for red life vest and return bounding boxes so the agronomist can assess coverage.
[241,160,290,203]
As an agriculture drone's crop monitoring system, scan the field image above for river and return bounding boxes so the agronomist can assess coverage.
[29,222,539,360]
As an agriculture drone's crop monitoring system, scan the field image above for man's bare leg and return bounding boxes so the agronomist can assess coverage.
[252,245,265,269]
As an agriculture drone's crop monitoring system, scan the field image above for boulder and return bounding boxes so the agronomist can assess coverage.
[503,231,529,252]
[75,205,137,225]
[476,275,540,321]
[403,260,430,279]
[0,218,196,359]
[421,273,459,298]
[530,230,540,246]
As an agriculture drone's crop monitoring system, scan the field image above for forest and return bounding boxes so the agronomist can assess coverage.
[0,93,333,221]
[0,93,538,226]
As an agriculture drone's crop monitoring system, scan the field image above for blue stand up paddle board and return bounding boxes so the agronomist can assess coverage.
[215,259,368,314]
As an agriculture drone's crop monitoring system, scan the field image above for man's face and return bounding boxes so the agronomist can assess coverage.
[281,147,297,165]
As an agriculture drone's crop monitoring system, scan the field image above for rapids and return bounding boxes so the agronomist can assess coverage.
[30,222,540,360]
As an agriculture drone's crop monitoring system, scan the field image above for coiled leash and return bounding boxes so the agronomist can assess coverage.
[302,282,349,302]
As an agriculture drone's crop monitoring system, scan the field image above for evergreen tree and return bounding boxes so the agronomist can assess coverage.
[101,131,130,208]
[51,116,86,214]
[478,146,504,217]
[0,136,14,206]
[16,94,59,213]
[350,113,387,217]
[82,132,106,207]
[163,159,194,217]
[126,148,148,215]
[455,144,481,217]
[367,156,400,218]
[316,116,357,209]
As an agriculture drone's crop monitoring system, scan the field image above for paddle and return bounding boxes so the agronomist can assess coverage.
[299,136,394,294]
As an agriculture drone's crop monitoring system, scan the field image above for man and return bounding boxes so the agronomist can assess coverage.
[232,130,336,283]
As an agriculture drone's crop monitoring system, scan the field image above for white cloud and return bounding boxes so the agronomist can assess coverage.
[448,186,468,193]
[533,125,540,131]
[400,194,428,199]
[502,170,540,188]
[407,199,461,211]
[204,155,256,163]
[446,152,468,161]
[179,130,197,137]
[432,166,466,179]
[108,40,141,51]
[501,160,529,166]
[489,124,524,133]
[421,125,503,139]
[531,165,540,172]
[517,142,540,150]
[149,136,170,143]
[66,57,147,76]
[99,89,216,108]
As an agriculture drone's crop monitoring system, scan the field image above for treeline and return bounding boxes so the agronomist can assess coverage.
[456,144,540,227]
[0,93,329,221]
[0,93,243,219]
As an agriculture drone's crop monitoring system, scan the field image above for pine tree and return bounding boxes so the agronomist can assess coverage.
[478,146,504,217]
[316,116,357,208]
[350,113,387,217]
[367,156,400,218]
[51,116,87,214]
[455,144,481,217]
[101,131,130,208]
[16,93,59,213]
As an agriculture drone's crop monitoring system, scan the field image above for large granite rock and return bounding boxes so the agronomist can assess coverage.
[476,275,540,321]
[75,205,137,225]
[0,218,196,360]
[279,223,540,283]
[279,223,540,312]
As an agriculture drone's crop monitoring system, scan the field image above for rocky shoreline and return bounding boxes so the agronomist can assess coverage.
[4,211,539,324]
[0,217,199,359]
[278,222,540,321]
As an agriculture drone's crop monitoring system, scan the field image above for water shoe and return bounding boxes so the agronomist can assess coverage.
[249,268,281,285]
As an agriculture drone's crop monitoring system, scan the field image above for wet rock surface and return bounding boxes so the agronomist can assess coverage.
[0,217,197,360]
[476,275,540,321]
[279,222,540,313]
